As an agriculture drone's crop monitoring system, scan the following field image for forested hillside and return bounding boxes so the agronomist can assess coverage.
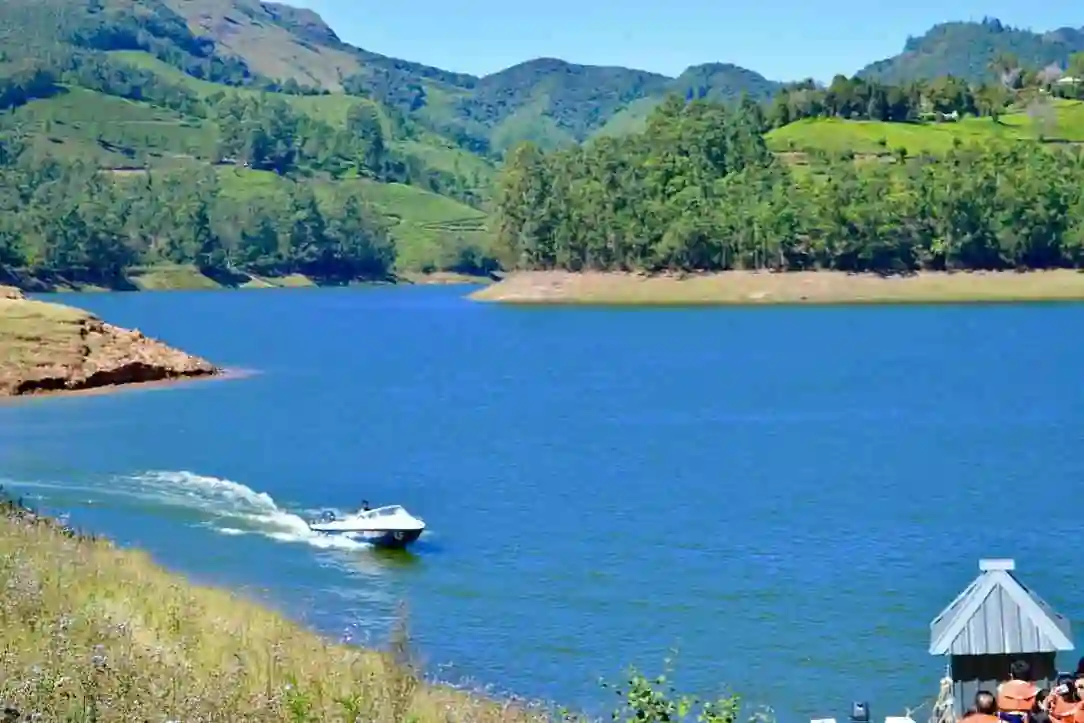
[859,18,1084,84]
[493,96,1084,274]
[0,0,501,287]
[3,0,1084,290]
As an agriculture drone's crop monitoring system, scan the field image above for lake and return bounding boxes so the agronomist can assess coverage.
[3,286,1084,722]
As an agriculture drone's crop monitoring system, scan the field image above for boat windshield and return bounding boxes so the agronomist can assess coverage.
[360,505,404,517]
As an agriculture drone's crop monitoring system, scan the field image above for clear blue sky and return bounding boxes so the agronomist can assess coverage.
[291,0,1081,81]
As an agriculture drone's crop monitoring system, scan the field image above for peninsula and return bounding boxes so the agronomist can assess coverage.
[0,286,220,398]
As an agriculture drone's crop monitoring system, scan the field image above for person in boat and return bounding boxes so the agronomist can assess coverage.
[361,500,371,512]
[998,660,1040,723]
[964,691,1001,723]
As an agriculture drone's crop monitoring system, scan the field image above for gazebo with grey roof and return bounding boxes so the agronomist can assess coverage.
[929,559,1075,718]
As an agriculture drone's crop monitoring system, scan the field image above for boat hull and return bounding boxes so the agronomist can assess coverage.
[310,526,423,549]
[358,528,423,549]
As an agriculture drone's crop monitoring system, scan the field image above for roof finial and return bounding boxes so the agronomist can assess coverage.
[979,559,1015,572]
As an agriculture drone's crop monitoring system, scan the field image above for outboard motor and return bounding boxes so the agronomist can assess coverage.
[309,510,337,528]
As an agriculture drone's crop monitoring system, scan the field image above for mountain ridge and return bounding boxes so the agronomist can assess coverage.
[857,17,1084,84]
[156,1,1084,152]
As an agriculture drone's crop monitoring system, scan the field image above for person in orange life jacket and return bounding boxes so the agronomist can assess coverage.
[964,691,1001,723]
[1046,676,1082,723]
[999,660,1040,723]
[1071,680,1084,723]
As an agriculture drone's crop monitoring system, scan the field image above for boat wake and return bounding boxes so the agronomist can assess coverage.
[7,470,373,552]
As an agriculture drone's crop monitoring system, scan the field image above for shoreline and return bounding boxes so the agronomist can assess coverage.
[0,366,258,405]
[5,267,494,293]
[468,269,1084,306]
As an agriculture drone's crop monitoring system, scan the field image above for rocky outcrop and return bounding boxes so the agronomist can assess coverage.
[0,294,220,397]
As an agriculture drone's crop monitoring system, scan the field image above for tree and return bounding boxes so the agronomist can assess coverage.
[346,102,386,176]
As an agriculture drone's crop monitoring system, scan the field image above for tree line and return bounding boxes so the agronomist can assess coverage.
[494,96,1084,273]
[0,132,396,285]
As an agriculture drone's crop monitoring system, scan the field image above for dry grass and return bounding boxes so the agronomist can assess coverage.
[0,499,554,723]
[0,296,92,370]
[469,270,1084,306]
[158,0,363,90]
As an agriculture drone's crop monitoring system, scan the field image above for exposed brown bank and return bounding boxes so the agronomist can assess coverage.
[469,270,1084,305]
[0,286,220,397]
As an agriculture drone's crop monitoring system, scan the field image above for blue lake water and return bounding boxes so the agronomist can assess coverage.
[3,286,1084,722]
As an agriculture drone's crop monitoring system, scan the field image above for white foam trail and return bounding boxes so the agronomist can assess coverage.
[117,470,370,551]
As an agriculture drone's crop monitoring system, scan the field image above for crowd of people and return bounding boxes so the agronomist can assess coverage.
[963,660,1084,723]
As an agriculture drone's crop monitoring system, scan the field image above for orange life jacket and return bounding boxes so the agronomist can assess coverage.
[999,680,1039,713]
[1049,695,1080,723]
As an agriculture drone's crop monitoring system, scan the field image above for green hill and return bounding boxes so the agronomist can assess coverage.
[766,99,1084,160]
[0,0,505,286]
[858,18,1084,84]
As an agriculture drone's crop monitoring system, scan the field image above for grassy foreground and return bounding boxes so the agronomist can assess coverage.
[469,270,1084,305]
[0,497,547,722]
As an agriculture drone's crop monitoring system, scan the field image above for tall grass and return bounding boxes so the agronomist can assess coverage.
[0,493,551,722]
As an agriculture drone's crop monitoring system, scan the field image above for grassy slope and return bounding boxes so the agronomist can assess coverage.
[0,501,545,722]
[159,0,365,91]
[765,99,1084,158]
[215,167,490,272]
[109,54,461,156]
[10,87,216,168]
[96,165,493,291]
[108,51,498,184]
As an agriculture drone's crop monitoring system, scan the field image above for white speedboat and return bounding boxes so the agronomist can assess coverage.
[308,505,425,548]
